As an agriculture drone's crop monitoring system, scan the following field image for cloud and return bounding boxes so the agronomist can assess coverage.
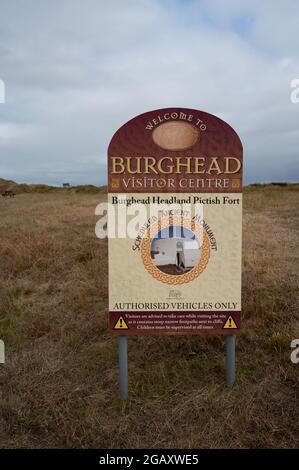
[0,0,298,185]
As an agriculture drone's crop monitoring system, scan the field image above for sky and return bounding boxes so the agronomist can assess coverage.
[0,0,298,186]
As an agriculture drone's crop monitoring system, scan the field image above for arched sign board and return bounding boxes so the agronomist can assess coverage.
[108,108,242,338]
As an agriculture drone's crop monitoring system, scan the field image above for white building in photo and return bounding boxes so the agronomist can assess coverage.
[176,239,200,269]
[151,234,200,271]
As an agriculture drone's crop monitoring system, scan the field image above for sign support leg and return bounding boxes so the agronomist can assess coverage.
[119,335,128,400]
[226,335,235,388]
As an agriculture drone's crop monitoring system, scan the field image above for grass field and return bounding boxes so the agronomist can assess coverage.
[0,185,298,448]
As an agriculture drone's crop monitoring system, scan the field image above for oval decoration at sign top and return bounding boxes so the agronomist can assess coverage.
[152,121,199,151]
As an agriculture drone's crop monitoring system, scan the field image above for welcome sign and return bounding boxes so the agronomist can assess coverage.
[108,108,243,336]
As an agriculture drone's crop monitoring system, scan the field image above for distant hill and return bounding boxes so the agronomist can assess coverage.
[0,178,107,194]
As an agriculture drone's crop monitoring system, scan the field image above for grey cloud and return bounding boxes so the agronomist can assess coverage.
[0,0,298,185]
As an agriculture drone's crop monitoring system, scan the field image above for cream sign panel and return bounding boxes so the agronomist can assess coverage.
[107,108,243,335]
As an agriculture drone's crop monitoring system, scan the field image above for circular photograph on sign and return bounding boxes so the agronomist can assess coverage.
[152,121,199,151]
[140,216,211,285]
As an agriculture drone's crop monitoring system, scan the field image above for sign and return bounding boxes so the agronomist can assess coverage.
[108,108,243,336]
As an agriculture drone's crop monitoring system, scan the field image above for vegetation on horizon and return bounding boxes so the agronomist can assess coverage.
[0,178,107,194]
[0,178,298,195]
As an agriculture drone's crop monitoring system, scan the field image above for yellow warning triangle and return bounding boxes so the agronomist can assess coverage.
[223,315,238,329]
[113,315,129,330]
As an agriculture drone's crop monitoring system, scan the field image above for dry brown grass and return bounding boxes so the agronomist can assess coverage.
[0,186,299,448]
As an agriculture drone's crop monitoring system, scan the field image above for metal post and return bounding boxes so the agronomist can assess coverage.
[118,335,128,399]
[226,335,236,388]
